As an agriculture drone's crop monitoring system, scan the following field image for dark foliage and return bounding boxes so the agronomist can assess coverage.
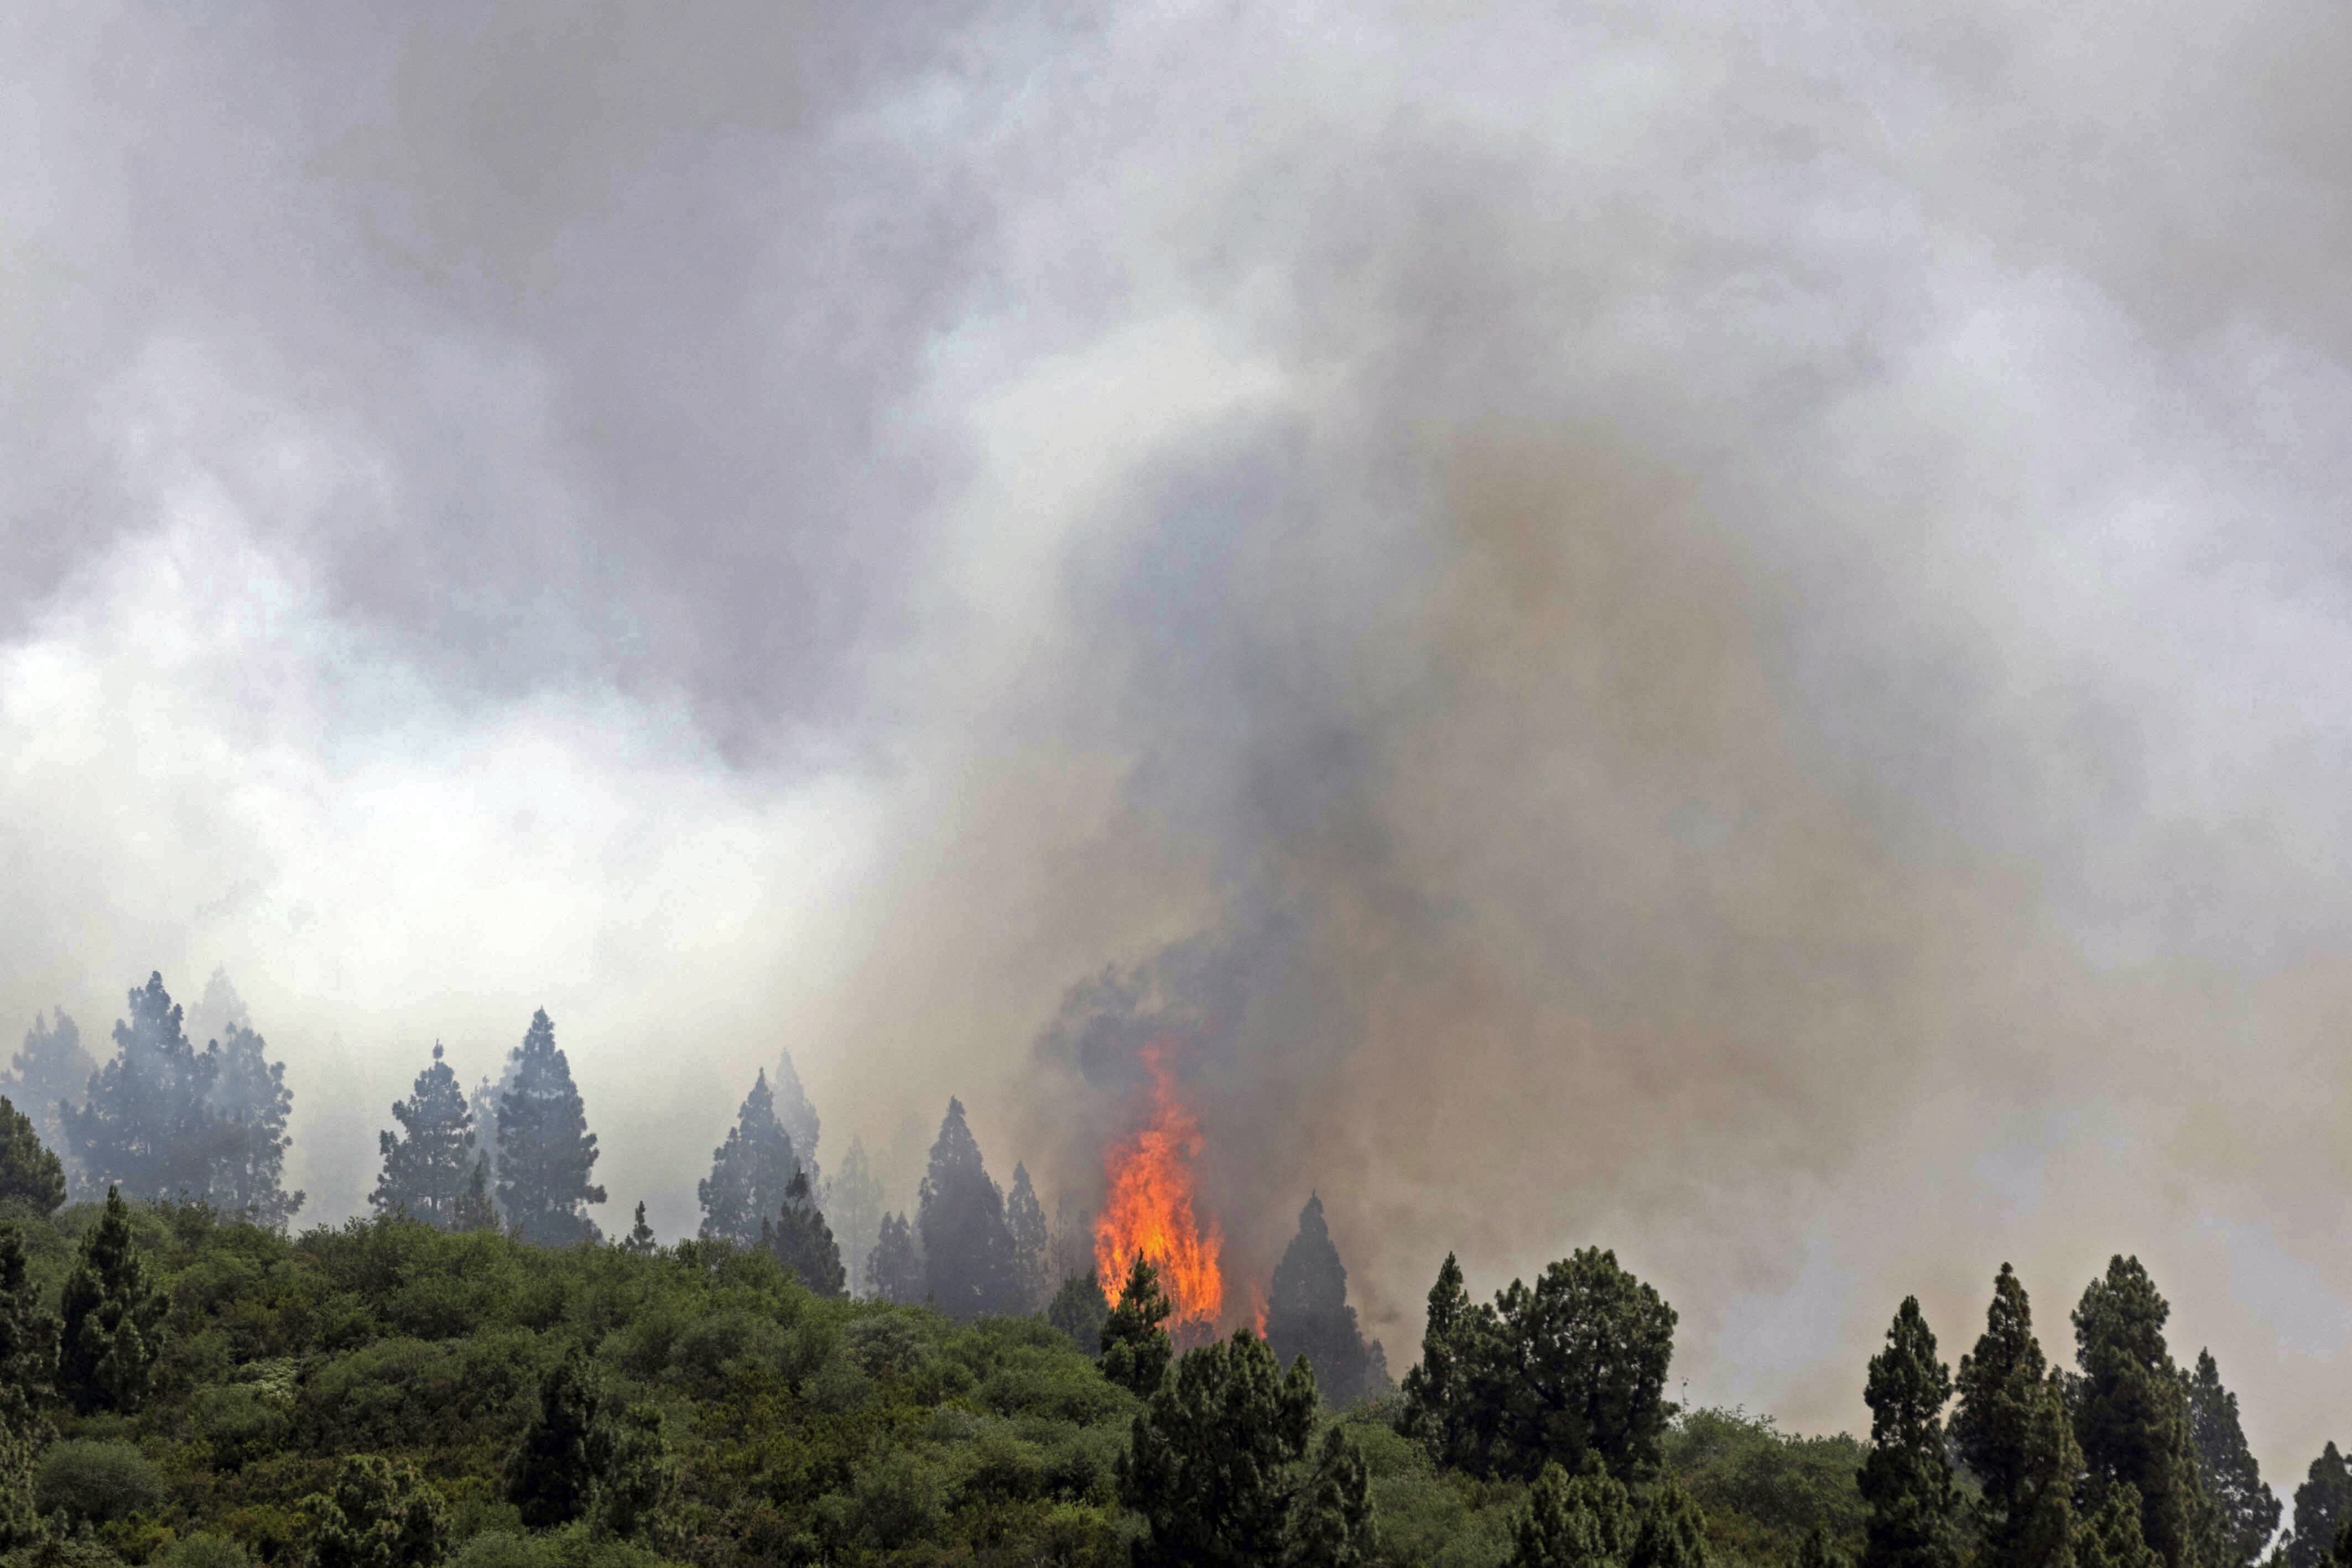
[2187,1348,2278,1568]
[507,1355,611,1530]
[1118,1325,1318,1568]
[0,1096,66,1216]
[1006,1161,1051,1314]
[620,1203,657,1257]
[1048,1270,1110,1355]
[2072,1257,2214,1568]
[866,1210,922,1304]
[1858,1296,1955,1568]
[310,1454,451,1568]
[2,1009,93,1170]
[1291,1423,1377,1568]
[56,1187,164,1414]
[1508,1461,1636,1568]
[915,1098,1019,1319]
[1100,1252,1174,1397]
[695,1071,796,1249]
[0,1222,59,1430]
[1954,1265,2077,1568]
[495,1011,606,1247]
[373,1044,480,1230]
[2289,1445,2352,1568]
[1266,1192,1382,1409]
[760,1168,845,1299]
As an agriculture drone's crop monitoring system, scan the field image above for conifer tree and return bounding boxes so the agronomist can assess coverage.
[1630,1475,1711,1568]
[595,1404,674,1541]
[57,1186,165,1414]
[822,1137,884,1298]
[1859,1296,1956,1568]
[0,1223,59,1432]
[1290,1424,1377,1568]
[1118,1326,1319,1568]
[1100,1252,1175,1396]
[2288,1446,2352,1568]
[469,1075,504,1187]
[620,1202,657,1256]
[1956,1265,2077,1568]
[1798,1526,1853,1568]
[1048,1270,1111,1355]
[2073,1257,2212,1568]
[1484,1248,1678,1481]
[495,1010,606,1246]
[867,1211,922,1304]
[2,1008,93,1171]
[915,1098,1018,1318]
[61,974,223,1203]
[1266,1192,1380,1409]
[762,1168,846,1298]
[507,1355,611,1529]
[771,1049,821,1184]
[372,1044,478,1229]
[0,1095,66,1215]
[2079,1486,2166,1568]
[2189,1349,2280,1568]
[454,1154,500,1233]
[1006,1161,1051,1313]
[698,1071,797,1248]
[202,1021,303,1228]
[0,1415,40,1553]
[1508,1461,1637,1568]
[1402,1252,1489,1472]
[310,1454,450,1568]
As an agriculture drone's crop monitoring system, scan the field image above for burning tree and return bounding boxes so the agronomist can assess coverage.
[1094,1045,1223,1338]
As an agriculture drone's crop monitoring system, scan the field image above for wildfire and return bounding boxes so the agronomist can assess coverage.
[1094,1044,1224,1331]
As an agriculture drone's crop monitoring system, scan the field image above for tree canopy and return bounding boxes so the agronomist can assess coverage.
[493,1010,606,1247]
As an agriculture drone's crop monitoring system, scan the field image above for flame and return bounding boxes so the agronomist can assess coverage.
[1249,1281,1268,1338]
[1094,1044,1224,1331]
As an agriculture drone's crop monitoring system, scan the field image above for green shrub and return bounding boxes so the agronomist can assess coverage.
[35,1440,168,1523]
[155,1536,256,1568]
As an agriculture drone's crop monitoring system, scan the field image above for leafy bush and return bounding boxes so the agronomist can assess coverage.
[155,1536,256,1568]
[35,1439,168,1523]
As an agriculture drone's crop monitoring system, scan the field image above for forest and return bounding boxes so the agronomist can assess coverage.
[3,973,2350,1568]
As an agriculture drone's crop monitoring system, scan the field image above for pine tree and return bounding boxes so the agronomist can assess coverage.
[594,1404,674,1541]
[867,1211,922,1304]
[1101,1251,1175,1396]
[2079,1486,2166,1568]
[620,1202,657,1256]
[310,1454,450,1568]
[1508,1462,1637,1568]
[0,1412,42,1552]
[495,1010,606,1246]
[1048,1270,1111,1355]
[915,1098,1018,1319]
[373,1044,478,1230]
[0,1096,66,1215]
[1402,1252,1489,1472]
[61,973,225,1203]
[507,1354,611,1529]
[1798,1526,1853,1568]
[1118,1326,1319,1568]
[201,1021,303,1228]
[1859,1296,1956,1568]
[1266,1192,1378,1409]
[1006,1162,1051,1313]
[762,1168,846,1298]
[821,1137,884,1298]
[57,1186,165,1414]
[698,1071,797,1248]
[2073,1257,2211,1568]
[3,1008,93,1174]
[454,1153,500,1233]
[1630,1475,1710,1568]
[2188,1349,2279,1568]
[0,1223,60,1432]
[1289,1424,1376,1568]
[2288,1445,2352,1568]
[771,1049,821,1185]
[1956,1265,2077,1568]
[1482,1248,1678,1482]
[469,1074,504,1189]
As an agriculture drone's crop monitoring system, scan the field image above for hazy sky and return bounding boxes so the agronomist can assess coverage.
[9,0,2352,1486]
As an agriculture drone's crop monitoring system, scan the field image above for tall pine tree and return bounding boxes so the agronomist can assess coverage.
[822,1136,884,1297]
[0,1222,60,1432]
[373,1044,478,1229]
[867,1211,922,1304]
[762,1167,846,1298]
[2287,1445,2352,1568]
[1402,1252,1489,1473]
[495,1010,606,1246]
[61,973,223,1204]
[0,1096,66,1215]
[203,1022,303,1228]
[698,1070,797,1248]
[2073,1257,2214,1568]
[2187,1348,2278,1568]
[1101,1252,1175,1397]
[1117,1326,1319,1568]
[58,1187,165,1414]
[771,1049,821,1185]
[1006,1162,1051,1313]
[1266,1192,1381,1409]
[1859,1296,1956,1568]
[1955,1265,2077,1568]
[2,1009,92,1178]
[915,1098,1018,1319]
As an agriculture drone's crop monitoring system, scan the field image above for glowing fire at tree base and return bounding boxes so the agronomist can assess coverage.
[1093,1044,1225,1336]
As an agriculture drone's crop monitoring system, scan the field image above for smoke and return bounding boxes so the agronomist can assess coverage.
[8,0,2352,1484]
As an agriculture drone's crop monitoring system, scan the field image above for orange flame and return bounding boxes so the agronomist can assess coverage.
[1249,1281,1268,1338]
[1094,1044,1223,1331]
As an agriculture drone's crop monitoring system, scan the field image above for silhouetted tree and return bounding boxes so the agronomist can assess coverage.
[469,1072,505,1195]
[454,1153,499,1233]
[1402,1252,1487,1472]
[1266,1192,1380,1409]
[823,1135,884,1298]
[372,1044,478,1229]
[2,1009,91,1175]
[867,1211,922,1304]
[202,1021,302,1228]
[61,973,223,1204]
[58,1187,164,1414]
[1291,1424,1377,1568]
[310,1454,450,1568]
[2288,1446,2352,1568]
[771,1048,821,1185]
[1118,1326,1319,1568]
[915,1097,1018,1318]
[1508,1461,1636,1568]
[2188,1348,2278,1568]
[762,1168,846,1298]
[1956,1265,2078,1568]
[0,1096,65,1216]
[1630,1475,1711,1568]
[620,1202,657,1256]
[1859,1296,1956,1568]
[699,1070,798,1248]
[1048,1270,1110,1355]
[495,1010,605,1246]
[507,1354,611,1529]
[1006,1161,1051,1313]
[0,1223,59,1431]
[2079,1486,2165,1568]
[1101,1252,1174,1396]
[2073,1257,2213,1568]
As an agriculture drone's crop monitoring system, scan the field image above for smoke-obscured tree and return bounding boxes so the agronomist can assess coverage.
[1266,1192,1381,1409]
[621,1202,657,1257]
[454,1154,499,1233]
[915,1097,1019,1319]
[0,1223,59,1432]
[1508,1461,1637,1568]
[495,1010,606,1247]
[1859,1296,1956,1568]
[1956,1265,2078,1568]
[0,1096,66,1216]
[1100,1252,1175,1397]
[2188,1348,2279,1568]
[2,1009,91,1175]
[507,1354,611,1529]
[2288,1446,2352,1568]
[1631,1475,1711,1568]
[1048,1270,1110,1355]
[61,973,223,1204]
[1006,1161,1051,1313]
[762,1168,845,1298]
[698,1070,798,1248]
[57,1187,164,1415]
[1117,1325,1319,1568]
[821,1135,884,1298]
[771,1049,821,1185]
[1290,1424,1377,1568]
[867,1211,922,1304]
[2079,1486,2166,1568]
[1402,1252,1487,1472]
[309,1454,450,1568]
[468,1074,505,1194]
[372,1044,478,1229]
[2073,1257,2213,1568]
[202,1022,303,1228]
